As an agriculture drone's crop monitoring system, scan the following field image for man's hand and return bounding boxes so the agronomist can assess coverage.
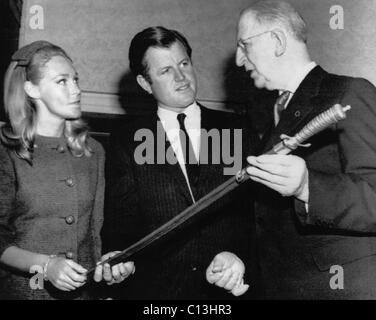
[93,251,135,285]
[246,154,309,202]
[206,251,249,296]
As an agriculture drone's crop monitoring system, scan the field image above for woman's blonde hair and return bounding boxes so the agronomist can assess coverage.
[1,41,92,164]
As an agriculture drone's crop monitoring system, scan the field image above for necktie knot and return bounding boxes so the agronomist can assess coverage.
[177,113,187,127]
[276,90,290,108]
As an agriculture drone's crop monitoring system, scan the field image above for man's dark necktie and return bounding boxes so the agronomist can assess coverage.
[274,90,291,126]
[177,113,199,187]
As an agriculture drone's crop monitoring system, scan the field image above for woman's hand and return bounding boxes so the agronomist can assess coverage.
[93,251,135,285]
[46,256,87,291]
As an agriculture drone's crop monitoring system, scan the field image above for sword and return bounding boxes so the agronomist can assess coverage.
[86,103,350,278]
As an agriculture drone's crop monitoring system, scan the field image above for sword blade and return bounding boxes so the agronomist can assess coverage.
[86,175,243,277]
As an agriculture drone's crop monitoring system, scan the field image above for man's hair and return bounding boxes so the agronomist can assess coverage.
[246,0,307,43]
[129,26,192,82]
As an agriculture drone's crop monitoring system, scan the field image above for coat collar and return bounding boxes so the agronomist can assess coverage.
[34,134,67,151]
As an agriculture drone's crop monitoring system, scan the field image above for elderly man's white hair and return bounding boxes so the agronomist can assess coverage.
[242,0,307,43]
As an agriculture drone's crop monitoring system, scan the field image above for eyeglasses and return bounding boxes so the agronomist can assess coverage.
[237,30,272,53]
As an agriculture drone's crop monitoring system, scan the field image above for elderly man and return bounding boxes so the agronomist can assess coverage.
[102,26,259,299]
[234,0,376,299]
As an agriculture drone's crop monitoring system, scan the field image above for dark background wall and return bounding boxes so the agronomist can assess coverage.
[0,0,22,121]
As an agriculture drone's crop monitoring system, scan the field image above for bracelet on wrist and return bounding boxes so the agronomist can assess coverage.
[43,255,57,281]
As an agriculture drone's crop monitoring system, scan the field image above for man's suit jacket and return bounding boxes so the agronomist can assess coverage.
[102,105,259,299]
[255,66,376,299]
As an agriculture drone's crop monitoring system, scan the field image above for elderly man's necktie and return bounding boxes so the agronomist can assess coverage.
[274,91,291,126]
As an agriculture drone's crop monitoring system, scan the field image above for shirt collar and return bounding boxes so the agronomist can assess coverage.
[283,61,317,94]
[157,102,201,130]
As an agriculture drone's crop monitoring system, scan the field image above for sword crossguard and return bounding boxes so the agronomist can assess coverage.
[280,134,311,150]
[235,168,248,184]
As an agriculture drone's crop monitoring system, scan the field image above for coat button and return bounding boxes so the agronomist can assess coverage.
[57,146,65,153]
[65,215,75,225]
[66,251,74,259]
[65,178,75,187]
[294,111,301,117]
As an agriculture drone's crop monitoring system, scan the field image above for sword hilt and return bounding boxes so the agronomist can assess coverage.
[235,103,351,183]
[280,104,351,152]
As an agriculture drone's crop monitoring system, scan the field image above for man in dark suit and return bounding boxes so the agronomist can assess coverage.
[234,0,376,299]
[102,26,258,299]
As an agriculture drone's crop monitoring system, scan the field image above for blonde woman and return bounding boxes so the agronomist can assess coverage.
[0,41,134,299]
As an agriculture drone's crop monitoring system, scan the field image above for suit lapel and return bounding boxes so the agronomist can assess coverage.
[262,66,327,153]
[166,104,213,201]
[196,105,226,194]
[197,105,211,186]
[149,111,194,203]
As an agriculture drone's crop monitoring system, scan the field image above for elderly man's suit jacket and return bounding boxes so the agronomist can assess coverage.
[255,66,376,299]
[102,105,259,299]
